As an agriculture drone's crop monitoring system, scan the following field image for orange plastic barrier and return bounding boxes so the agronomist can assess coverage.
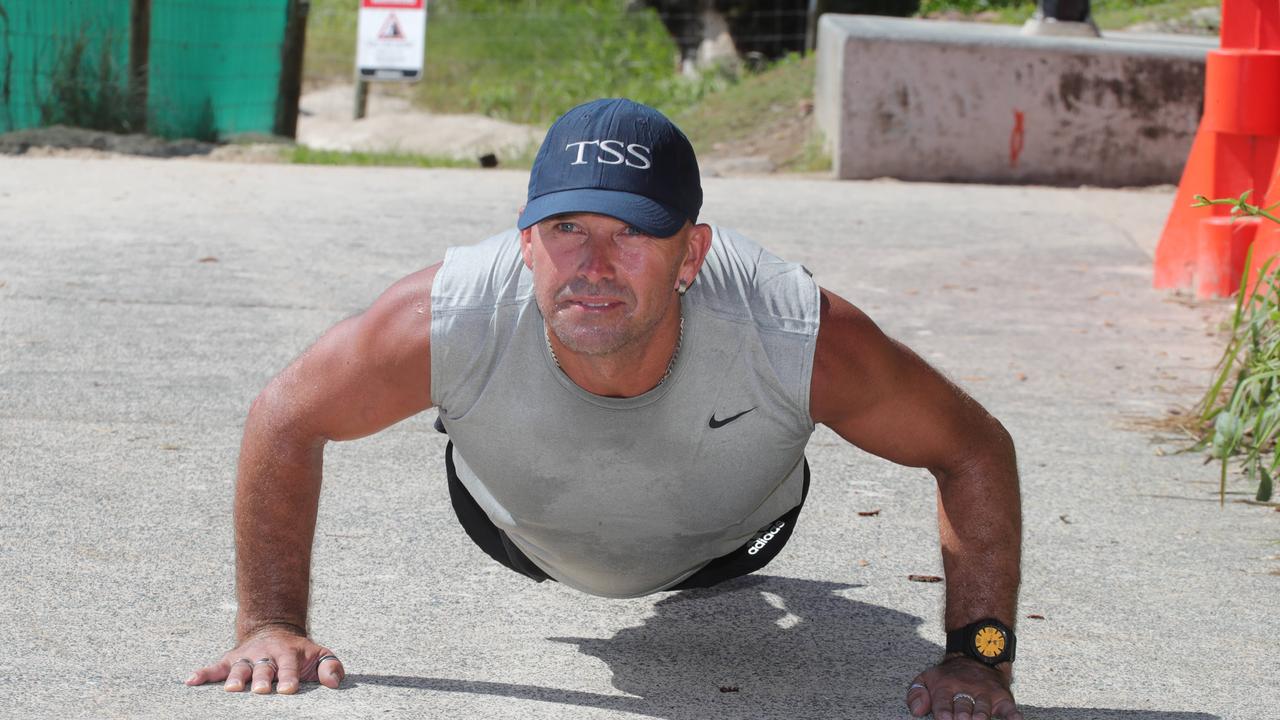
[1196,216,1260,297]
[1154,0,1280,295]
[1246,215,1280,295]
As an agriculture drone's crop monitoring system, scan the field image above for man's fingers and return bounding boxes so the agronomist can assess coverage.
[932,694,954,720]
[191,642,346,695]
[906,682,931,717]
[972,696,992,720]
[318,654,345,689]
[932,687,963,720]
[992,697,1023,720]
[223,658,253,692]
[185,660,228,686]
[251,658,278,694]
[276,653,301,695]
[952,691,979,720]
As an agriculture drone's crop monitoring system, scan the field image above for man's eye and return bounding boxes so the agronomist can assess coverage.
[621,226,644,236]
[557,222,579,233]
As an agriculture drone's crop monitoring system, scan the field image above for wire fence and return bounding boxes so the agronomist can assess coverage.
[0,0,299,139]
[0,0,133,134]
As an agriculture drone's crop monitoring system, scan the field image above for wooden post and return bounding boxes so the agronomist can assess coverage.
[129,0,150,133]
[275,0,309,138]
[354,78,369,120]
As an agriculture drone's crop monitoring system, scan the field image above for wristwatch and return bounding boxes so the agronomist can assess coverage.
[946,618,1016,666]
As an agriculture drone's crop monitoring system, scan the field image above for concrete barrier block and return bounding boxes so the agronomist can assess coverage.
[814,15,1214,186]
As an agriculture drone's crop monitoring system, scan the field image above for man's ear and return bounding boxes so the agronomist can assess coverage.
[519,225,535,270]
[678,223,713,287]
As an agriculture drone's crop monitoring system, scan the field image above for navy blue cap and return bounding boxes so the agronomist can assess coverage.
[518,98,702,238]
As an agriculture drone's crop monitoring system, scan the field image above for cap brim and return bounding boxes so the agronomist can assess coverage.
[517,188,687,238]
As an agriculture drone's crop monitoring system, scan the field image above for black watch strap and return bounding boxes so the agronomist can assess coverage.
[946,618,1016,665]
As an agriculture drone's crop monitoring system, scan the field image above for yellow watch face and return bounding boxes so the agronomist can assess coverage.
[974,626,1006,658]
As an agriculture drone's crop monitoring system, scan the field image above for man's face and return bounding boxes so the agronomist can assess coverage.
[520,213,708,357]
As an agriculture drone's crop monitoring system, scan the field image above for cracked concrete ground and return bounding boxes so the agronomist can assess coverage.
[0,157,1275,719]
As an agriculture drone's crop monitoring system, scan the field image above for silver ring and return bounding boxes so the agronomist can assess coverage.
[254,657,277,671]
[317,654,340,666]
[952,692,977,705]
[909,682,927,691]
[230,657,253,670]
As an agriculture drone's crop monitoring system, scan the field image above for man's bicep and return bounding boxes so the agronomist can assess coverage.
[262,264,439,443]
[810,288,988,471]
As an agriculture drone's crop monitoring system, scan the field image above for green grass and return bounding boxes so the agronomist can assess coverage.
[918,0,1028,19]
[1090,0,1217,29]
[673,53,830,171]
[789,131,834,173]
[675,55,810,152]
[305,0,719,126]
[288,145,485,169]
[922,0,1217,29]
[304,0,358,80]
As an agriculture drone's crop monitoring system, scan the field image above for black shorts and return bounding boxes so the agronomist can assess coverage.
[439,419,810,590]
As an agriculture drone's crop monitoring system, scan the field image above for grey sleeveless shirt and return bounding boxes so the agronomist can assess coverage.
[430,226,820,598]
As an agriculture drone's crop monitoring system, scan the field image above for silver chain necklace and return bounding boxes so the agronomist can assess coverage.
[546,315,685,387]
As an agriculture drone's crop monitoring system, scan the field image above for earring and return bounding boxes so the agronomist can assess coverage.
[677,279,688,296]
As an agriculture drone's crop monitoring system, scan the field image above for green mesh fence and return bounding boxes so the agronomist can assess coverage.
[148,0,289,140]
[0,0,293,140]
[0,0,133,133]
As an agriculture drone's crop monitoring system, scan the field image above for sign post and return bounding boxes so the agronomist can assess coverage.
[354,0,427,118]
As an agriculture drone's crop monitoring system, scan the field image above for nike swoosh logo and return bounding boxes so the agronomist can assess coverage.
[709,407,757,429]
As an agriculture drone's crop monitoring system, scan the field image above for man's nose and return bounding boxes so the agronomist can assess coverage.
[576,233,616,282]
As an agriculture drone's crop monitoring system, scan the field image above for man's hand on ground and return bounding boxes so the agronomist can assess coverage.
[905,656,1022,720]
[184,628,345,695]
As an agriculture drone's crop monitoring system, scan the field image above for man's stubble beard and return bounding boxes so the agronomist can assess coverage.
[537,280,668,358]
[540,298,658,358]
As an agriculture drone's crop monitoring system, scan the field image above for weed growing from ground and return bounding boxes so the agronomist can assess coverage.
[38,31,141,134]
[1191,191,1280,504]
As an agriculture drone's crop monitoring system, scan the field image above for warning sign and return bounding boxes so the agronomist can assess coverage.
[356,0,427,81]
[378,15,405,40]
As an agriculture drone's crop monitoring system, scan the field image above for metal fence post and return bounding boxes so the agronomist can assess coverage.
[1023,0,1098,36]
[1038,0,1091,21]
[129,0,151,133]
[275,0,309,138]
[805,0,819,54]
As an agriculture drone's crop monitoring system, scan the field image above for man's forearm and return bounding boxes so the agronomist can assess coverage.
[233,396,327,642]
[934,428,1022,634]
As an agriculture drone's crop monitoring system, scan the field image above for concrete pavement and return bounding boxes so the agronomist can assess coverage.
[0,157,1275,719]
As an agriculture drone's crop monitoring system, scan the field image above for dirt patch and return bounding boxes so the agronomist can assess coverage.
[1126,6,1220,35]
[296,84,543,161]
[0,125,215,158]
[700,98,819,176]
[0,86,543,165]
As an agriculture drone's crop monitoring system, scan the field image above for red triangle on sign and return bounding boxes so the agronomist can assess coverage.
[378,14,406,40]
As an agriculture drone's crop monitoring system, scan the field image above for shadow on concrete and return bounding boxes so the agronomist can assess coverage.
[352,576,1217,720]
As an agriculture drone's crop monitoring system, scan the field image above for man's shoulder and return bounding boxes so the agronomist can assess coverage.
[694,225,818,333]
[434,228,530,312]
[441,227,522,268]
